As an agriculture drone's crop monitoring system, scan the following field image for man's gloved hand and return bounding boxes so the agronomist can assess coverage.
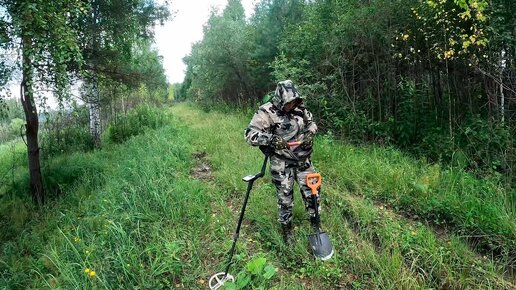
[270,135,288,150]
[259,145,275,156]
[301,132,314,149]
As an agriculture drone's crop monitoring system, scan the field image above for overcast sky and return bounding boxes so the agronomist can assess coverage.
[154,0,256,84]
[6,0,256,109]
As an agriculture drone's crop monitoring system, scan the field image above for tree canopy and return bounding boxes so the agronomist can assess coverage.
[182,0,516,182]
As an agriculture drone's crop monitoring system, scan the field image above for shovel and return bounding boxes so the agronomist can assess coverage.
[306,173,334,260]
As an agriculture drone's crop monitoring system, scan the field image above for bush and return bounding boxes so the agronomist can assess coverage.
[457,116,512,173]
[40,108,93,157]
[0,118,25,143]
[106,105,168,143]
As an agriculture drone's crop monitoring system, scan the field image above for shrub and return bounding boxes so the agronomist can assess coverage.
[0,118,25,143]
[40,108,93,157]
[106,105,168,143]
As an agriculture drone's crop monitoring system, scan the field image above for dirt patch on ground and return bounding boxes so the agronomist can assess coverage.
[191,151,214,181]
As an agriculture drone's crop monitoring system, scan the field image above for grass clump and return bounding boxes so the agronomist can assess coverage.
[106,104,169,144]
[314,136,516,259]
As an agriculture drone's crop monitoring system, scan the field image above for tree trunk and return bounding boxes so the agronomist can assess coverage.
[500,49,505,123]
[88,78,102,148]
[20,35,44,206]
[88,2,102,148]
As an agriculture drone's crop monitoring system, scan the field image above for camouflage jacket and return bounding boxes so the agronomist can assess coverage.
[244,80,317,160]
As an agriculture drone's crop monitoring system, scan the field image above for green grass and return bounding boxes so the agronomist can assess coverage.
[0,102,514,289]
[314,134,516,258]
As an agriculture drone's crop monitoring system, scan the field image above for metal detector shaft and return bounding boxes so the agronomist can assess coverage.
[222,156,269,276]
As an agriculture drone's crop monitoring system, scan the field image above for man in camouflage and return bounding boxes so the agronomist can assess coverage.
[244,80,320,245]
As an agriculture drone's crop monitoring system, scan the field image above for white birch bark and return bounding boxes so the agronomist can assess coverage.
[88,79,101,147]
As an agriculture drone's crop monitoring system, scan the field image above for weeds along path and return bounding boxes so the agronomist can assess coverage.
[1,103,513,289]
[170,103,515,289]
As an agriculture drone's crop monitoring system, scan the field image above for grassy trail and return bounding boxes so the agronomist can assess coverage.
[169,103,514,289]
[0,102,514,289]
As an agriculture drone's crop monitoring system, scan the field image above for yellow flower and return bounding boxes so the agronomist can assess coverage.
[74,237,81,243]
[84,268,91,274]
[89,271,96,278]
[443,49,455,59]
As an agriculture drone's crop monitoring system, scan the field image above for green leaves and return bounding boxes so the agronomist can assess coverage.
[262,264,277,279]
[246,257,266,274]
[224,256,277,289]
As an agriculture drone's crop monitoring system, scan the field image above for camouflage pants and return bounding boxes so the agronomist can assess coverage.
[270,155,320,225]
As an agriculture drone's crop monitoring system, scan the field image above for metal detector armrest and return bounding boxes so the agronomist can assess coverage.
[242,156,268,182]
[242,172,264,182]
[242,175,256,182]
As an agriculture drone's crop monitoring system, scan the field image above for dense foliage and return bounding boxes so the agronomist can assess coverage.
[106,104,169,144]
[182,0,516,183]
[0,0,170,203]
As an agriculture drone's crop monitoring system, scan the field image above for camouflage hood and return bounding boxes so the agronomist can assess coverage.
[271,80,303,111]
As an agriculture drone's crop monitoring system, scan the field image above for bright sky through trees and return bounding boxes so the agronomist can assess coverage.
[155,0,256,83]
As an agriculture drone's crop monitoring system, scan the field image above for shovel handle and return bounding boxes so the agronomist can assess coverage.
[306,173,322,196]
[288,141,302,147]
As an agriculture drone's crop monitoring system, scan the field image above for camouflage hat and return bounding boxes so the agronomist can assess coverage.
[272,80,303,111]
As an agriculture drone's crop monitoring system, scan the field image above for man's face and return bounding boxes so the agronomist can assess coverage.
[284,99,301,112]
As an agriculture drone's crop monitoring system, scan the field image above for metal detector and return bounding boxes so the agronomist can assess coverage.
[209,156,269,290]
[306,173,334,260]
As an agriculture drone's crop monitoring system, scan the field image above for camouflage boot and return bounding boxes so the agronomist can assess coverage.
[281,222,294,246]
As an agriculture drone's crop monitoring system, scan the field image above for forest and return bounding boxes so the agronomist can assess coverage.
[1,0,515,289]
[181,0,515,186]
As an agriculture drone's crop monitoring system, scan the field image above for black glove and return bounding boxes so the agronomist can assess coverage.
[270,135,288,150]
[301,132,314,149]
[259,145,275,156]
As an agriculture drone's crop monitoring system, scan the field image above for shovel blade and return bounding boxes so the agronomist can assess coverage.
[308,231,334,261]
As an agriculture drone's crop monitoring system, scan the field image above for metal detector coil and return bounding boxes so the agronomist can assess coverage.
[209,272,235,290]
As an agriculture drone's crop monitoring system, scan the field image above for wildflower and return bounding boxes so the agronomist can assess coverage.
[403,34,409,41]
[74,237,81,243]
[84,268,96,278]
[443,50,455,59]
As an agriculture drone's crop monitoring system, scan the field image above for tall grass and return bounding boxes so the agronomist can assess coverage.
[164,103,514,289]
[0,102,514,289]
[313,136,516,258]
